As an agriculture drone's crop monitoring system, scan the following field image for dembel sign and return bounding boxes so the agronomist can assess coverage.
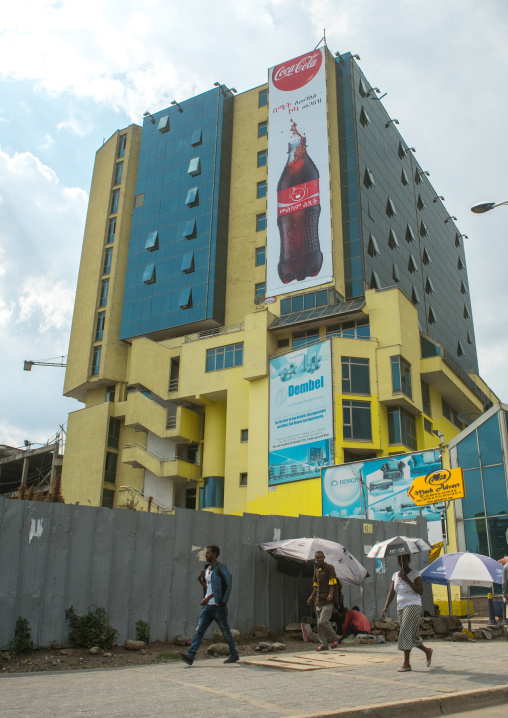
[407,468,465,506]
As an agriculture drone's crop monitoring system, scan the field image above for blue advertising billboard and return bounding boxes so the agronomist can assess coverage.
[322,449,443,523]
[269,340,333,485]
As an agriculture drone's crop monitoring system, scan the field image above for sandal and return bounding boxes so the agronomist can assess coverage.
[397,666,411,672]
[426,649,433,667]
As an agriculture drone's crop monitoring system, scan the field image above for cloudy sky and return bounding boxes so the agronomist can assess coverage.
[1,0,507,449]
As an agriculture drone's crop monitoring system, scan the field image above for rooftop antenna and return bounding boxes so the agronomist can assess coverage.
[314,29,327,50]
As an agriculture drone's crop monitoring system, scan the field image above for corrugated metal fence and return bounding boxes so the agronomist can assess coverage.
[0,497,431,648]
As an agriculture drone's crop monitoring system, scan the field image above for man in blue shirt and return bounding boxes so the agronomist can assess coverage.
[179,545,239,665]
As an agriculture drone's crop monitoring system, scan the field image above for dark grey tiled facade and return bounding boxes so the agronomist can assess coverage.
[336,54,478,374]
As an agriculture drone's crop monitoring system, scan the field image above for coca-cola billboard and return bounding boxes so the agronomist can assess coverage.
[266,48,333,298]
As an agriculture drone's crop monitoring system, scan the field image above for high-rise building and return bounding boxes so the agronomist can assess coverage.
[62,48,497,518]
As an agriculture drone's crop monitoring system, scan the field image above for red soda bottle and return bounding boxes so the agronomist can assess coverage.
[277,120,322,283]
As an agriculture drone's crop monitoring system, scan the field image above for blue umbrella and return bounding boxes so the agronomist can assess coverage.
[420,552,504,631]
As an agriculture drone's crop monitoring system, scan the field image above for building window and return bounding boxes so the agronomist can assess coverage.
[255,282,265,297]
[240,429,248,442]
[101,488,115,508]
[370,270,381,290]
[91,345,101,376]
[107,218,116,244]
[185,487,197,509]
[421,381,431,416]
[111,189,120,213]
[118,135,127,158]
[134,193,145,209]
[143,264,156,285]
[145,231,159,251]
[188,157,201,176]
[239,473,248,486]
[411,286,420,306]
[359,107,371,126]
[327,319,370,340]
[256,213,266,231]
[461,280,468,295]
[257,180,267,198]
[280,289,328,315]
[104,451,118,484]
[191,128,202,146]
[103,247,113,275]
[292,328,320,349]
[420,220,428,237]
[463,305,470,319]
[457,340,464,357]
[258,121,268,137]
[255,246,266,266]
[408,254,418,273]
[386,198,396,217]
[417,194,425,210]
[401,168,409,186]
[367,234,380,257]
[425,277,434,294]
[428,305,437,323]
[95,312,106,341]
[406,225,415,243]
[178,287,192,309]
[391,356,412,398]
[388,408,417,450]
[343,400,372,441]
[157,115,170,133]
[392,263,400,283]
[398,142,406,159]
[108,417,121,449]
[442,399,463,429]
[257,150,267,167]
[114,162,123,186]
[181,252,195,274]
[388,229,399,249]
[99,279,109,307]
[206,343,244,372]
[258,89,268,107]
[183,219,197,239]
[359,78,367,97]
[424,418,433,434]
[185,187,199,206]
[342,357,370,394]
[422,248,431,265]
[106,386,115,403]
[277,338,290,349]
[363,167,375,188]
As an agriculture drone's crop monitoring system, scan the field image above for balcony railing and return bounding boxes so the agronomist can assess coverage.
[166,413,177,430]
[184,322,244,343]
[168,378,179,392]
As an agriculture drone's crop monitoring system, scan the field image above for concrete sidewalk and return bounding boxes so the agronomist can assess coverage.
[1,641,507,718]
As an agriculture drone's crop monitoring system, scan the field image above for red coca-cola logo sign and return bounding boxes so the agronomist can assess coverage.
[272,50,323,91]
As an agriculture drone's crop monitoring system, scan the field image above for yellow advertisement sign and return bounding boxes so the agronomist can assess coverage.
[407,468,465,506]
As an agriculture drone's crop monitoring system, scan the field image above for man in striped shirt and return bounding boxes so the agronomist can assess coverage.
[307,550,341,651]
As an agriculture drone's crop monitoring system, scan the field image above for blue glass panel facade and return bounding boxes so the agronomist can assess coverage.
[120,88,233,339]
[478,414,504,466]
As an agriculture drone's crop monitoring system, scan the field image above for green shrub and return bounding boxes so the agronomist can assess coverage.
[65,606,118,650]
[135,619,150,644]
[8,617,34,654]
[157,651,179,660]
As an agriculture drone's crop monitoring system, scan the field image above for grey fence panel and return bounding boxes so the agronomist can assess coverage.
[0,499,26,648]
[147,513,175,642]
[40,503,72,647]
[65,505,97,618]
[88,507,116,612]
[108,509,138,644]
[128,511,160,642]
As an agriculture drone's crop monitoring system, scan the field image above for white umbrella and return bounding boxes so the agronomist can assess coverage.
[367,535,432,559]
[259,537,368,586]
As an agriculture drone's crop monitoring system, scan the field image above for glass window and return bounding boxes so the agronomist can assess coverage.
[158,115,169,133]
[406,225,415,243]
[421,381,431,416]
[343,400,372,441]
[401,168,409,186]
[417,194,425,210]
[114,162,123,186]
[428,307,437,324]
[367,234,380,257]
[398,142,406,159]
[239,473,248,486]
[191,128,202,146]
[111,189,120,213]
[258,121,268,137]
[106,386,115,403]
[107,218,116,244]
[257,180,267,198]
[102,488,115,508]
[178,287,192,309]
[118,135,127,158]
[181,252,195,273]
[108,418,121,449]
[461,280,468,294]
[256,213,266,231]
[364,167,375,188]
[388,229,399,249]
[359,107,371,126]
[422,248,431,265]
[388,408,416,450]
[255,282,265,297]
[482,465,508,516]
[257,150,267,167]
[104,451,117,484]
[292,328,319,349]
[478,414,504,466]
[464,518,489,555]
[408,254,418,273]
[95,312,106,341]
[420,220,428,237]
[143,264,156,285]
[488,516,508,559]
[386,198,396,217]
[134,193,144,208]
[103,247,113,275]
[240,429,248,442]
[255,246,266,266]
[183,219,197,238]
[188,157,201,176]
[342,357,370,394]
[206,343,243,372]
[258,89,268,107]
[411,286,420,306]
[462,469,485,519]
[392,263,400,283]
[442,400,463,429]
[280,298,291,315]
[99,279,109,307]
[277,338,290,348]
[91,345,101,376]
[145,231,159,251]
[391,356,412,398]
[185,187,199,206]
[424,418,432,434]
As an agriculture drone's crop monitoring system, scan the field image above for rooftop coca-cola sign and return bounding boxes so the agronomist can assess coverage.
[272,50,323,92]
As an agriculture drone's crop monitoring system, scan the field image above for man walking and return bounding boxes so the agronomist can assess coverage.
[179,545,239,666]
[307,550,341,651]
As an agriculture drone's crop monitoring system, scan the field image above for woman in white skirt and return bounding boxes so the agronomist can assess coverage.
[382,554,433,672]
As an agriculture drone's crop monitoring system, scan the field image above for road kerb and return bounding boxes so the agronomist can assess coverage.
[282,684,508,718]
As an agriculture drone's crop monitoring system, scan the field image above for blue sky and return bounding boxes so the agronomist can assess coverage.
[1,0,508,449]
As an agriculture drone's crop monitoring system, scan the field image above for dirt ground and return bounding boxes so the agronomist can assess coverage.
[0,633,325,674]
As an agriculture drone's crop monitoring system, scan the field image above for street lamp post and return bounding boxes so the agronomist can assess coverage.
[471,200,508,214]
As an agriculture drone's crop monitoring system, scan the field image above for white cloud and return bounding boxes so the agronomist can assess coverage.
[40,134,55,149]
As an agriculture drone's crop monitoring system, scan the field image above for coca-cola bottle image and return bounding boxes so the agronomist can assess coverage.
[277,120,322,283]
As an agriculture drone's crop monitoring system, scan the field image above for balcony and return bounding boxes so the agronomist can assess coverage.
[420,354,487,415]
[117,485,174,513]
[122,443,201,482]
[124,391,202,442]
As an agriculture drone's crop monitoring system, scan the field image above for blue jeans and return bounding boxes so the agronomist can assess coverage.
[188,604,238,659]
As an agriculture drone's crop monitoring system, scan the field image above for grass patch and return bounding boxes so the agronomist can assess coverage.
[157,651,180,661]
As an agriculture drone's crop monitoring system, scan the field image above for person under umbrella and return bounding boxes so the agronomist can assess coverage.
[382,554,433,672]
